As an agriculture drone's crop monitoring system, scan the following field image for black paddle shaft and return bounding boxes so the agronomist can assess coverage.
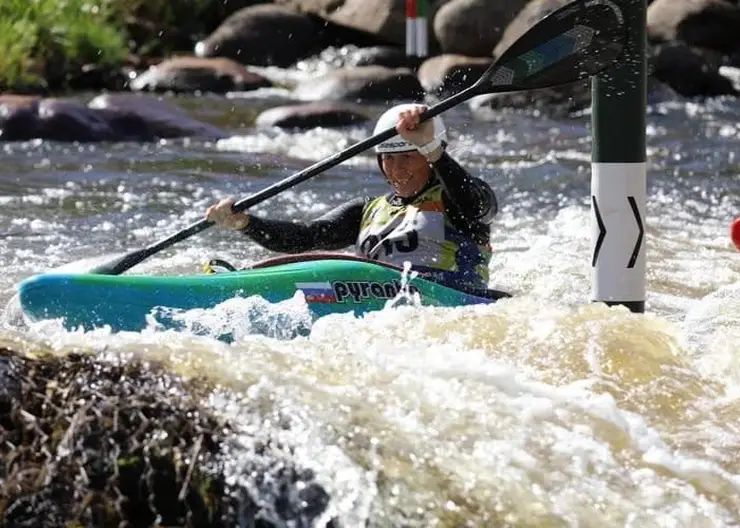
[92,0,626,275]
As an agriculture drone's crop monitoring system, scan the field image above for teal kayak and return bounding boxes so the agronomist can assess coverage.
[17,253,510,338]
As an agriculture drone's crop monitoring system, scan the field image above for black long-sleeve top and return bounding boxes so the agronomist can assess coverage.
[241,152,497,253]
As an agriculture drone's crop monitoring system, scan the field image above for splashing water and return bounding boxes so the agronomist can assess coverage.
[1,89,740,525]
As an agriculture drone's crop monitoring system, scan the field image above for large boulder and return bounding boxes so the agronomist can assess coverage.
[88,94,227,140]
[647,0,740,54]
[0,96,42,141]
[129,57,273,93]
[483,0,587,113]
[649,42,737,97]
[492,0,573,59]
[434,0,527,57]
[0,97,119,142]
[292,65,424,101]
[197,0,275,35]
[255,103,370,128]
[417,54,493,97]
[351,46,425,70]
[468,73,683,116]
[469,79,593,116]
[277,0,408,46]
[277,0,453,49]
[195,4,322,67]
[719,65,740,91]
[0,94,226,142]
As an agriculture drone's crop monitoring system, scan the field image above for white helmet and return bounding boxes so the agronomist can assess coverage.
[373,103,447,154]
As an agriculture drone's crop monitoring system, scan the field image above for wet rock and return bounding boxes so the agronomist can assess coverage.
[293,65,424,102]
[313,15,400,50]
[418,54,493,97]
[277,0,410,46]
[275,0,341,14]
[650,41,737,97]
[0,97,118,142]
[487,0,740,101]
[482,0,591,113]
[352,46,425,70]
[38,100,119,141]
[0,94,226,143]
[469,79,593,117]
[434,0,526,57]
[129,56,273,93]
[0,95,40,108]
[199,0,275,32]
[648,0,740,54]
[278,0,454,51]
[195,4,323,67]
[88,93,227,140]
[229,450,334,527]
[492,0,573,60]
[255,102,370,128]
[647,80,682,105]
[0,96,41,141]
[469,75,682,117]
[66,63,130,93]
[719,65,740,91]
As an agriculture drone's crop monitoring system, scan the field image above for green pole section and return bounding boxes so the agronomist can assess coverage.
[415,0,429,57]
[590,0,648,313]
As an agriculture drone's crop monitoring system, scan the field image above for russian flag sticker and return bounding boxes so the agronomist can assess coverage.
[295,282,337,303]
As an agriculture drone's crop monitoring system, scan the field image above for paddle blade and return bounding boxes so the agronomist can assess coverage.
[44,252,130,274]
[88,248,151,275]
[480,0,626,93]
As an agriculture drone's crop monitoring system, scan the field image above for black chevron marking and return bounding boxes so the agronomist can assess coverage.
[592,195,606,267]
[627,196,643,268]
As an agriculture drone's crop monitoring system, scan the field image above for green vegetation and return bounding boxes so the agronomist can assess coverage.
[0,0,223,91]
[0,0,128,89]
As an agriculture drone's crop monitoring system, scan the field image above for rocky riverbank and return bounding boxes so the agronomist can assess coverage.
[0,347,334,527]
[2,0,740,140]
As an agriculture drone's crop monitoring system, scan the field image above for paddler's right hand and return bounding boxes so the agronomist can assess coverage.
[206,197,250,230]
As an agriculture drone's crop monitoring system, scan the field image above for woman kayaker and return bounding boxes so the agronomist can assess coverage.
[205,103,498,290]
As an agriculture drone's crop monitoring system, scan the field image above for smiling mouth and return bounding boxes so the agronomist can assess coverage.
[390,172,414,187]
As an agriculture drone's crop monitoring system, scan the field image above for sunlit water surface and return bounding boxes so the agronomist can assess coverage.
[1,82,739,526]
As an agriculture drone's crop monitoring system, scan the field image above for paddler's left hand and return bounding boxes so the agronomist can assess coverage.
[396,106,443,161]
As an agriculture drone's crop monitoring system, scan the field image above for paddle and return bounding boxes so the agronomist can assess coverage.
[90,0,626,275]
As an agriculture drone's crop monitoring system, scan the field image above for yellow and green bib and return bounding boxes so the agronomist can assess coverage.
[356,185,491,288]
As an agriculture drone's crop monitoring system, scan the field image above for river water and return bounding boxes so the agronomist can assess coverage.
[1,75,740,526]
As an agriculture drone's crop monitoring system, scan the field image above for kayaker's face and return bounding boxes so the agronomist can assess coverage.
[380,151,432,197]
